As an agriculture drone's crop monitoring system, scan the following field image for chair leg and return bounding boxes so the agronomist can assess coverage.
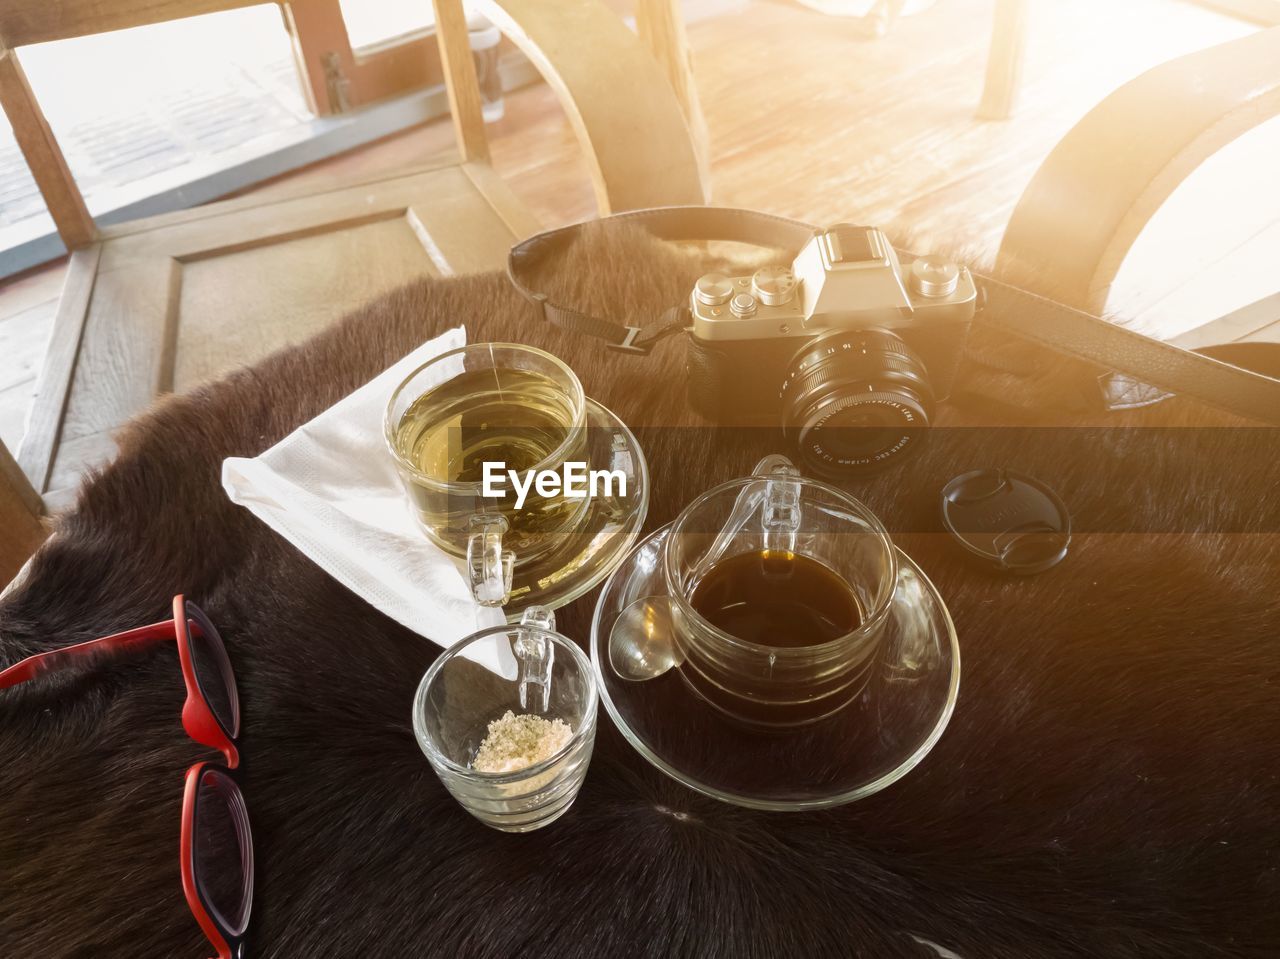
[635,0,712,200]
[977,0,1029,120]
[0,442,46,588]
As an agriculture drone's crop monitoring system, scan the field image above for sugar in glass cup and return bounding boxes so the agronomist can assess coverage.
[663,456,899,728]
[385,343,591,606]
[413,607,598,832]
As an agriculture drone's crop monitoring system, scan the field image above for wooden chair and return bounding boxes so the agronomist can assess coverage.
[0,0,708,584]
[995,25,1280,316]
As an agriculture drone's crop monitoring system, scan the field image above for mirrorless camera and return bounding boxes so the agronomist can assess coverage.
[686,224,977,475]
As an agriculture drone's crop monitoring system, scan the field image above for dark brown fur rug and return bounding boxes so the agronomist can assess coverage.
[1,223,1278,958]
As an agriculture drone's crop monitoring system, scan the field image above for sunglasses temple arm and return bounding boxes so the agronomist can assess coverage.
[0,619,177,690]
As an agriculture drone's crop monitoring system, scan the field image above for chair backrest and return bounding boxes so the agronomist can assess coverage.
[0,0,275,249]
[995,24,1280,314]
[0,0,708,252]
[0,0,268,47]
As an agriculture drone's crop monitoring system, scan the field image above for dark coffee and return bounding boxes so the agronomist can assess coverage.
[689,550,862,648]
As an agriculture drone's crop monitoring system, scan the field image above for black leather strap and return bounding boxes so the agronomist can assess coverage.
[507,208,814,352]
[977,279,1280,425]
[508,206,1280,425]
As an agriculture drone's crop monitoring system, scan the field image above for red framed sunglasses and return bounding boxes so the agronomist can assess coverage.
[0,595,252,959]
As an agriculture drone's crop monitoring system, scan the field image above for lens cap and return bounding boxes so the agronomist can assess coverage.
[940,469,1070,574]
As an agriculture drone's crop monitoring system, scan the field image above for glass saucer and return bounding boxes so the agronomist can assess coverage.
[503,398,649,615]
[590,524,960,810]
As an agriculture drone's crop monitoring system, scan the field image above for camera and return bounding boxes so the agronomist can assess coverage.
[686,224,977,475]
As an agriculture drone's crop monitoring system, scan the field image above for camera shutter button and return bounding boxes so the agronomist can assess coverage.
[694,273,734,307]
[910,257,960,298]
[730,293,758,317]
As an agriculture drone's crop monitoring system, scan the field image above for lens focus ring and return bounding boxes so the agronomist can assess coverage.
[780,329,935,476]
[782,346,922,406]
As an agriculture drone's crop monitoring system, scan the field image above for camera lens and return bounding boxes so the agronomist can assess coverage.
[779,329,934,476]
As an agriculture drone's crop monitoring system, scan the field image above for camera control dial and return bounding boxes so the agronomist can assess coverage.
[751,267,797,306]
[910,257,960,298]
[694,273,735,307]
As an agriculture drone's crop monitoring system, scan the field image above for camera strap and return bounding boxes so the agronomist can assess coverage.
[507,207,815,354]
[507,206,1280,426]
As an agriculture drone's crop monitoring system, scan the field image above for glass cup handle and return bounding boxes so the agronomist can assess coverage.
[694,454,803,577]
[758,455,802,553]
[466,515,515,607]
[514,606,556,713]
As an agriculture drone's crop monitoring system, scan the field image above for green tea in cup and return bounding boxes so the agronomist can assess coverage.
[385,343,590,605]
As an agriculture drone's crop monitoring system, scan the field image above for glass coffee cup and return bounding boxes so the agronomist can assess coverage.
[663,456,899,729]
[385,343,592,606]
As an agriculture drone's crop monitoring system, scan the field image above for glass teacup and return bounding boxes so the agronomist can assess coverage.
[385,343,591,606]
[664,456,899,729]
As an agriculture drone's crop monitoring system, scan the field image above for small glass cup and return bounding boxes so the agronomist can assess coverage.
[413,607,598,832]
[664,455,898,729]
[385,343,590,606]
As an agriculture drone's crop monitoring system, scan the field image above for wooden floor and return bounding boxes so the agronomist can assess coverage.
[0,0,1268,455]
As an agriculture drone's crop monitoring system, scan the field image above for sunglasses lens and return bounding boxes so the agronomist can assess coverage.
[194,767,253,937]
[186,605,240,738]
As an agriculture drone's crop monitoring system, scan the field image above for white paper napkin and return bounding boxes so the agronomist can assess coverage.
[221,326,508,651]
